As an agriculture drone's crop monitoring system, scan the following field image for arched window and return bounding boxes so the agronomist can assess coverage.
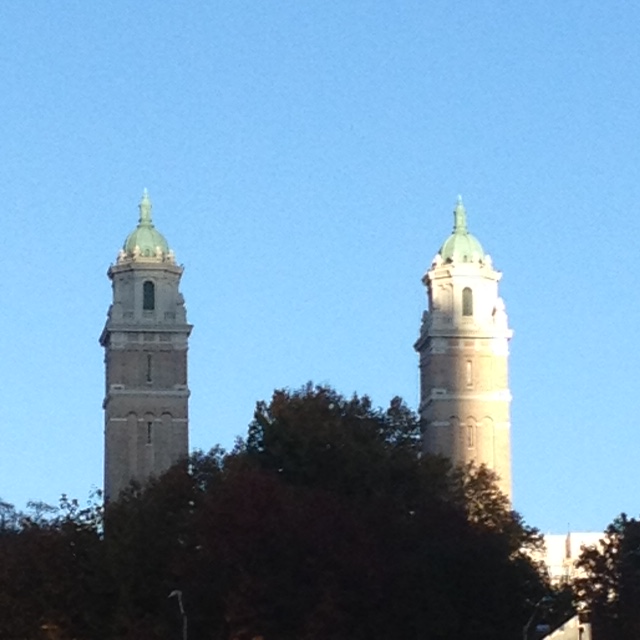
[143,281,155,311]
[462,287,473,316]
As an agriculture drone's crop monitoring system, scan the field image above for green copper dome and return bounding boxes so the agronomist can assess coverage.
[122,190,171,260]
[439,196,485,264]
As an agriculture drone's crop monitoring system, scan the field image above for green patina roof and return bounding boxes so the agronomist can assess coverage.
[439,196,485,264]
[123,190,171,259]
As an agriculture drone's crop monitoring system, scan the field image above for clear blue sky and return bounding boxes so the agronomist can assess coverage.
[1,1,637,533]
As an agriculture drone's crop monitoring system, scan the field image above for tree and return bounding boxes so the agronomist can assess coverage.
[575,514,640,639]
[99,384,552,639]
[235,384,551,639]
[0,499,19,532]
[103,463,202,639]
[0,495,109,640]
[0,384,555,639]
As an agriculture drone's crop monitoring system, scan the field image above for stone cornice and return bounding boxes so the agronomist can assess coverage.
[107,260,184,279]
[424,327,513,340]
[100,323,192,346]
[102,386,191,409]
[425,389,513,402]
[425,269,502,287]
[103,323,193,334]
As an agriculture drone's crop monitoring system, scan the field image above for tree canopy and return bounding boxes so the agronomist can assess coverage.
[0,385,555,639]
[575,513,640,639]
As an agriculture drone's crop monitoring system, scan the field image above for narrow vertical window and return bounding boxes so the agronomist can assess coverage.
[143,281,155,311]
[467,423,474,448]
[466,360,473,387]
[147,422,153,444]
[146,354,152,383]
[462,287,473,316]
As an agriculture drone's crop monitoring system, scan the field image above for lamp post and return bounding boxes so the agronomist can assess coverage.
[523,595,554,640]
[169,589,188,640]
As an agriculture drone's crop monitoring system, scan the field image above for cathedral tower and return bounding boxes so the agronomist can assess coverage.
[100,191,192,501]
[415,197,513,498]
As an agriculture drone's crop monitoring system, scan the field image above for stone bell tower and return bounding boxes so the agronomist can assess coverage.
[415,197,513,499]
[100,190,192,501]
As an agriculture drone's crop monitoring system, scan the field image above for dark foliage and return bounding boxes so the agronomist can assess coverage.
[0,495,109,639]
[0,385,553,639]
[575,514,640,639]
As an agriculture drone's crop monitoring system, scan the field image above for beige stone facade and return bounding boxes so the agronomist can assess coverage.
[538,532,603,584]
[415,199,513,498]
[101,193,192,501]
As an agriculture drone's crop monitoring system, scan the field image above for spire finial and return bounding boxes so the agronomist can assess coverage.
[139,189,153,226]
[453,194,468,233]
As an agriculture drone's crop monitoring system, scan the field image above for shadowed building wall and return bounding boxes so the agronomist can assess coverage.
[100,191,192,501]
[415,197,513,499]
